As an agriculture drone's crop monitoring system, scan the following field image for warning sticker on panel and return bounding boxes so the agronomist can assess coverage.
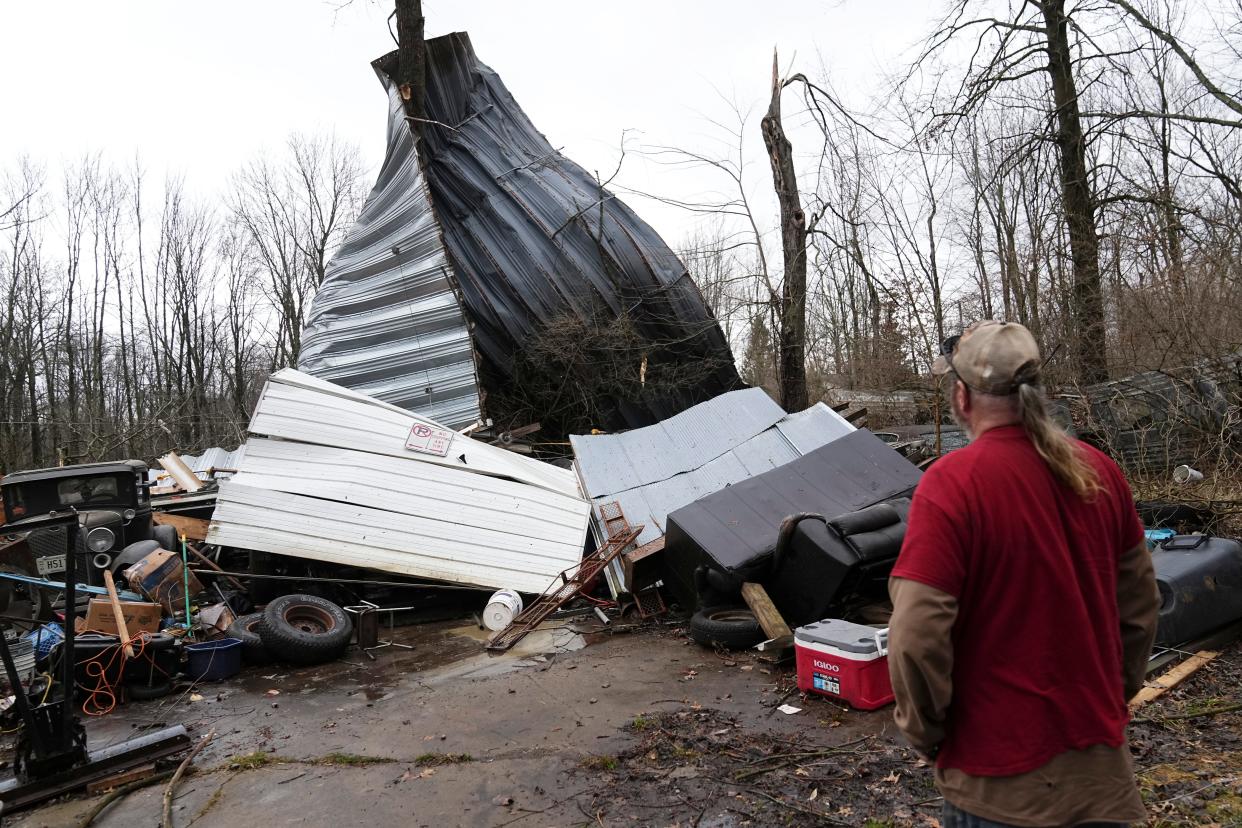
[405,423,453,456]
[813,673,841,696]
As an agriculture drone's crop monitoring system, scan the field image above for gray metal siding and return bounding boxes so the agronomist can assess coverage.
[298,67,482,429]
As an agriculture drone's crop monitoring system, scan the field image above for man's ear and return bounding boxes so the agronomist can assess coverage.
[955,380,971,416]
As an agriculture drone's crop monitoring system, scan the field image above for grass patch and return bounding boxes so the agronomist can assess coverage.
[1207,792,1242,820]
[580,755,619,771]
[631,714,651,731]
[226,751,282,771]
[1139,763,1198,788]
[318,752,395,767]
[863,821,895,828]
[415,752,474,767]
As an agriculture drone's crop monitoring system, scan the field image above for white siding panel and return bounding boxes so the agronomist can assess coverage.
[250,370,580,499]
[208,483,584,594]
[235,438,588,545]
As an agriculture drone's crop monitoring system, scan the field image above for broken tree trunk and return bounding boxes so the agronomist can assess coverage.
[760,50,809,413]
[394,0,427,123]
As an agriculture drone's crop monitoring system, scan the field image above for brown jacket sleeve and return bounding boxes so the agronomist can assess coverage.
[887,576,958,758]
[1117,542,1160,701]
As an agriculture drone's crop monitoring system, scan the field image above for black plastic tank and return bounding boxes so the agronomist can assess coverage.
[1152,535,1242,646]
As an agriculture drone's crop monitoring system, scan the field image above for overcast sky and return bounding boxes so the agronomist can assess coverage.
[1,0,938,245]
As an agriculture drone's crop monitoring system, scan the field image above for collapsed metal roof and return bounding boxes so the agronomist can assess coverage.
[301,32,738,431]
[570,388,857,547]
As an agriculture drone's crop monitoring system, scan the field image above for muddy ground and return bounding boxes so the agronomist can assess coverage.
[5,618,1241,827]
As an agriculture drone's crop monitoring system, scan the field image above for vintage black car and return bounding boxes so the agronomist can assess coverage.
[0,461,177,594]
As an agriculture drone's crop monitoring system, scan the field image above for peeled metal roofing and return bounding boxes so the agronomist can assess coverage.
[570,390,856,546]
[147,446,246,484]
[297,63,482,429]
[367,33,740,429]
[250,369,580,499]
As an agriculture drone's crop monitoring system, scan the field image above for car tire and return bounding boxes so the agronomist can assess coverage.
[151,525,179,553]
[111,540,161,576]
[126,680,173,701]
[258,594,353,665]
[689,606,764,650]
[227,613,271,666]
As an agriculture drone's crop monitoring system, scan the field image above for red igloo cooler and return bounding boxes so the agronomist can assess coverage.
[794,619,894,710]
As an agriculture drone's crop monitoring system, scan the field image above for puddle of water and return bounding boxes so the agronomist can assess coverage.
[231,617,592,697]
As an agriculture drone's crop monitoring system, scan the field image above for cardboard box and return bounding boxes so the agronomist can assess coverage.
[83,598,162,636]
[125,549,202,615]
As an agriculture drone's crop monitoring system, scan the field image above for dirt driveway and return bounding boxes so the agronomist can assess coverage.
[7,619,1241,827]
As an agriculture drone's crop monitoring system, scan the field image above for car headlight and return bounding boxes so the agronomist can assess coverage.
[86,527,115,554]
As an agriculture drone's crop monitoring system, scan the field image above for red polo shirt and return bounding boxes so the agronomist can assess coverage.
[891,425,1145,776]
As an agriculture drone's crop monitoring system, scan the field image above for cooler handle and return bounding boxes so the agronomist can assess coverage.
[875,628,889,657]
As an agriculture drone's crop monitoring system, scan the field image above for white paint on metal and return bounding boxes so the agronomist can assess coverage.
[572,392,856,547]
[208,371,591,592]
[251,369,581,499]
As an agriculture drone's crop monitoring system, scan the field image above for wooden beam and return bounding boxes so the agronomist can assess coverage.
[1130,650,1219,709]
[844,406,869,424]
[152,513,209,543]
[741,582,792,641]
[87,764,158,795]
[102,570,135,659]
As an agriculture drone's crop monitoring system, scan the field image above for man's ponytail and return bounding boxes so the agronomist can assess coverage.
[1017,383,1103,500]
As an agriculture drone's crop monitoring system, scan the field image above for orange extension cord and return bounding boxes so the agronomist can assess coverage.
[72,630,175,717]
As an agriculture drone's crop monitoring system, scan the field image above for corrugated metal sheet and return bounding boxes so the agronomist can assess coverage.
[570,391,856,547]
[250,369,580,499]
[363,33,740,430]
[1080,352,1242,473]
[570,388,785,494]
[147,446,246,484]
[298,63,482,429]
[208,372,591,593]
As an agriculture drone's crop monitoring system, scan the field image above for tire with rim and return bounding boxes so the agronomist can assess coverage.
[689,606,764,650]
[258,594,353,665]
[151,524,178,553]
[227,613,271,666]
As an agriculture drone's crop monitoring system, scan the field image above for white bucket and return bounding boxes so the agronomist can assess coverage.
[483,589,524,631]
[1173,465,1204,484]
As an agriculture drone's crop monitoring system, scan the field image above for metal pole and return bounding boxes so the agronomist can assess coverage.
[61,514,78,745]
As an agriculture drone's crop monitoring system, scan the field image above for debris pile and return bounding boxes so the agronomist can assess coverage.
[299,31,740,432]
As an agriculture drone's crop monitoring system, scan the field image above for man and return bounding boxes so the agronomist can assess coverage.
[887,321,1160,828]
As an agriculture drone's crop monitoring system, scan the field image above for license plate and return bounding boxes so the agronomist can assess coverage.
[35,555,66,576]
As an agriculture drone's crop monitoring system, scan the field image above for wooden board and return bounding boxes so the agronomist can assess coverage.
[86,764,157,794]
[741,582,792,641]
[152,513,209,543]
[1130,650,1219,709]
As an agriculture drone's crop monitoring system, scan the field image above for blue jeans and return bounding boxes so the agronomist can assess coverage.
[941,801,1128,828]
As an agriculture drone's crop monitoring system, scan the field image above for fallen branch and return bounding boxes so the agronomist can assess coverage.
[78,769,176,828]
[1134,701,1242,725]
[162,731,215,828]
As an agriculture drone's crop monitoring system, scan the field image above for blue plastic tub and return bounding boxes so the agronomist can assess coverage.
[185,638,243,682]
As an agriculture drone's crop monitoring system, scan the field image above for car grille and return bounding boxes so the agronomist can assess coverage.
[27,526,69,559]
